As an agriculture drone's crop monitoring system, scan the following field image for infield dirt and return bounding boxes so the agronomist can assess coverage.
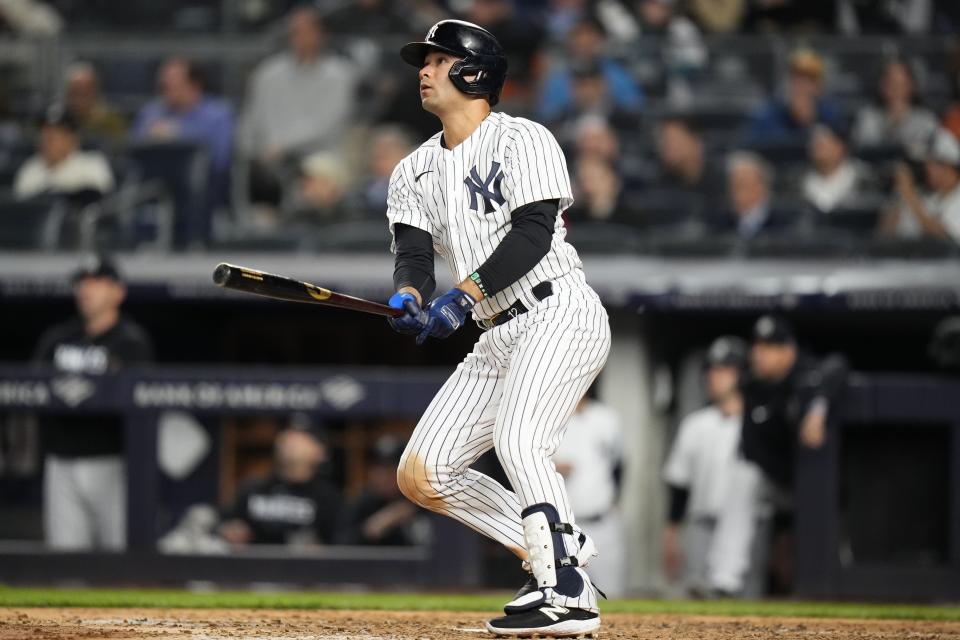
[2,607,960,639]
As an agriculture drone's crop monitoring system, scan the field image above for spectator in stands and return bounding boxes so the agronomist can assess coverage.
[573,115,620,165]
[33,255,153,551]
[63,62,127,143]
[852,59,938,155]
[538,17,643,123]
[745,49,842,146]
[338,436,428,546]
[239,6,359,207]
[711,315,848,596]
[655,116,725,200]
[565,156,632,224]
[632,0,708,105]
[219,427,341,547]
[132,57,235,203]
[712,151,791,238]
[548,58,640,133]
[881,128,960,242]
[663,336,767,598]
[286,152,351,226]
[0,0,62,36]
[13,106,114,200]
[686,0,747,33]
[800,122,877,213]
[553,387,626,597]
[348,126,413,219]
[570,114,647,186]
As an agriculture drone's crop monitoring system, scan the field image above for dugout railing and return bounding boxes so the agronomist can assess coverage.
[0,365,483,589]
[0,365,957,597]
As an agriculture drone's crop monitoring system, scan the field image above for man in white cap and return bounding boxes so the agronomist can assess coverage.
[882,128,960,241]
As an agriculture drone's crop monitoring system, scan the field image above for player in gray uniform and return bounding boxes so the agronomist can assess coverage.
[385,20,611,638]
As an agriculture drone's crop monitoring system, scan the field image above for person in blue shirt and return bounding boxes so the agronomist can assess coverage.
[133,57,235,244]
[745,49,842,146]
[538,17,643,123]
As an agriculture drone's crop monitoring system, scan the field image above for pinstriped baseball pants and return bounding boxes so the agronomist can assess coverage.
[398,282,611,558]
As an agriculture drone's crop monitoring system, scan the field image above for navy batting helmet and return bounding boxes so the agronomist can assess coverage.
[400,20,508,106]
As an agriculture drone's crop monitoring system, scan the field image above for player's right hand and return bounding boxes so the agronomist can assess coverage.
[388,292,429,335]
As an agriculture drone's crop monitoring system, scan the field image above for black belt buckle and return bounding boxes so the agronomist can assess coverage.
[481,281,553,330]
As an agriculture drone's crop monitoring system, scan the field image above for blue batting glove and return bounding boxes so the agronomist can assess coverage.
[416,288,476,345]
[388,292,428,335]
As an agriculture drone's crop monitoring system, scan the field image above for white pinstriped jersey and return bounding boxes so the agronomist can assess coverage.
[386,111,585,320]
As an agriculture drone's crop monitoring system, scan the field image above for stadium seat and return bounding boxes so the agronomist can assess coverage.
[125,141,211,248]
[864,237,960,259]
[0,196,62,249]
[813,206,881,235]
[564,222,646,254]
[619,189,707,232]
[748,139,810,166]
[306,220,394,253]
[647,232,739,258]
[854,144,904,166]
[745,232,858,259]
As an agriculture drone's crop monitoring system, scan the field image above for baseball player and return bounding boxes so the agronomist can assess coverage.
[385,20,611,637]
[662,336,770,597]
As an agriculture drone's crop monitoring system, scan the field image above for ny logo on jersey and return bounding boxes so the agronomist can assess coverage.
[464,161,506,214]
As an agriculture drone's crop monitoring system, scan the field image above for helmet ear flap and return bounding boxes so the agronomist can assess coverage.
[449,55,506,106]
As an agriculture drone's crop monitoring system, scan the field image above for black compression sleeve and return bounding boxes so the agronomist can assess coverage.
[473,199,558,296]
[393,223,436,300]
[667,484,690,524]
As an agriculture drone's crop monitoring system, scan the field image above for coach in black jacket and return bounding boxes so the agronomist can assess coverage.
[741,315,849,491]
[708,314,848,597]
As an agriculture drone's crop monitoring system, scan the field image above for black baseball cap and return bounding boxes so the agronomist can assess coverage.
[752,315,796,345]
[71,254,122,284]
[705,336,748,368]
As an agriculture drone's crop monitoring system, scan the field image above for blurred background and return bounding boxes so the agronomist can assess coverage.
[1,0,959,602]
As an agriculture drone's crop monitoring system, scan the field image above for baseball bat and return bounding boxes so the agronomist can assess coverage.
[212,263,403,318]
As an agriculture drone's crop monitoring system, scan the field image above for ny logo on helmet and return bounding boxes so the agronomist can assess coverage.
[427,23,439,41]
[464,161,506,214]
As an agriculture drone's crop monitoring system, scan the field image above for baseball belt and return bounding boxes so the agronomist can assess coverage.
[477,281,553,330]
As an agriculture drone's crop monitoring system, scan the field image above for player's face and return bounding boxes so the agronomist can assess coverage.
[275,430,325,484]
[419,50,462,114]
[706,365,739,402]
[74,276,125,321]
[751,342,796,381]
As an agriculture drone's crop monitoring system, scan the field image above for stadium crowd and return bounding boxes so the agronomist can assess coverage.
[1,0,960,253]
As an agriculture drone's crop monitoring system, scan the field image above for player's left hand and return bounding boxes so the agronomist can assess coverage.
[388,292,429,335]
[416,288,476,345]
